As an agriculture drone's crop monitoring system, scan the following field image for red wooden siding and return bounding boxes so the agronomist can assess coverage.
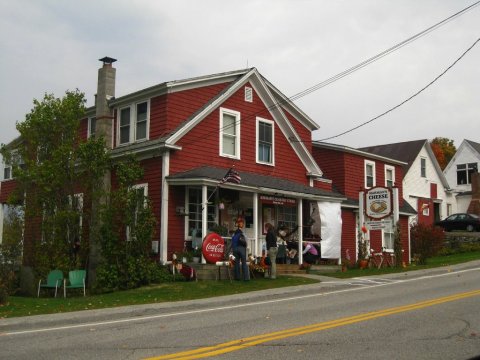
[169,84,311,185]
[0,180,17,203]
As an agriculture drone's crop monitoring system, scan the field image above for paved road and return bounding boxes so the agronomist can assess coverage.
[1,260,479,359]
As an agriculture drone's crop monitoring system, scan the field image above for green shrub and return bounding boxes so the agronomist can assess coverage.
[410,223,445,265]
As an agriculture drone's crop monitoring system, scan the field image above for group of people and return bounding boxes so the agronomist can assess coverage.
[231,218,321,281]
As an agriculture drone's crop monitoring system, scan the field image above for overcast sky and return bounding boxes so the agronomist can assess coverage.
[1,0,479,149]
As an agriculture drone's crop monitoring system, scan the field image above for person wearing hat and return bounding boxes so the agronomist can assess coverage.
[232,217,249,281]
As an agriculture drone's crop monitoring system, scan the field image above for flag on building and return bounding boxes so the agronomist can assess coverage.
[221,167,241,184]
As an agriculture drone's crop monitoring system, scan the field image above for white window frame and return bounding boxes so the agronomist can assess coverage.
[382,218,394,251]
[127,183,148,241]
[244,86,253,102]
[385,165,395,188]
[420,157,427,178]
[219,108,240,159]
[88,117,96,138]
[117,100,150,146]
[364,160,376,189]
[3,163,12,181]
[256,117,275,166]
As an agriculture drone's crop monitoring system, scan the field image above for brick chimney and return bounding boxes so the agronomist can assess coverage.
[467,172,480,215]
[95,57,116,149]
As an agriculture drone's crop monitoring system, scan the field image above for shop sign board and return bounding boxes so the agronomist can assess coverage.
[365,186,392,220]
[202,232,225,263]
[260,195,296,207]
[366,220,388,230]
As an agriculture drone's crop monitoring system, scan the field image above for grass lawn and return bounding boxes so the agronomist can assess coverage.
[0,276,317,319]
[2,251,479,319]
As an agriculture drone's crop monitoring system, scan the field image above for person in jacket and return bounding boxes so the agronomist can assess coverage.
[232,217,249,281]
[265,223,278,279]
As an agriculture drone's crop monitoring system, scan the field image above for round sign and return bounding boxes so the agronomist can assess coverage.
[202,232,225,263]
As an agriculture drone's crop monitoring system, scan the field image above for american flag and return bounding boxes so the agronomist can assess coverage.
[220,167,241,184]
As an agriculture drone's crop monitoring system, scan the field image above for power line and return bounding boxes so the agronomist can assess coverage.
[200,1,480,142]
[316,36,480,142]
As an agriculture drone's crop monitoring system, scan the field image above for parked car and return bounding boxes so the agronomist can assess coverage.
[435,213,480,232]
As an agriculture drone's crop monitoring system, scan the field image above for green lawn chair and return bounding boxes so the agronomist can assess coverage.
[37,270,64,298]
[63,270,86,298]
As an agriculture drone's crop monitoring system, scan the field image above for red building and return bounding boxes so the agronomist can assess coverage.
[0,58,349,267]
[312,142,416,263]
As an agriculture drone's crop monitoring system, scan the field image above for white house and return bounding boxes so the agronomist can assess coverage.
[360,139,456,225]
[443,139,480,213]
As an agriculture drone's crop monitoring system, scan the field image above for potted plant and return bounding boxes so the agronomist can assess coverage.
[192,246,202,263]
[357,225,369,269]
[209,223,228,236]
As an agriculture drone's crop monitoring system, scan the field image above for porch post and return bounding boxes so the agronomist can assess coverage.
[298,199,303,264]
[201,185,208,263]
[253,192,258,257]
[160,152,170,264]
[0,203,4,244]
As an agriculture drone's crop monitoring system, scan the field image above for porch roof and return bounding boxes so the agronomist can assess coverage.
[166,166,345,201]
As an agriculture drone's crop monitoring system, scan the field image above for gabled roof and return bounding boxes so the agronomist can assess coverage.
[314,142,407,166]
[166,166,344,201]
[466,139,480,154]
[359,139,426,173]
[163,68,323,177]
[359,139,450,189]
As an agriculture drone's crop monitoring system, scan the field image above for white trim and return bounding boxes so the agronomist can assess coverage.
[219,107,241,159]
[364,160,376,188]
[256,117,275,166]
[160,152,169,264]
[384,164,395,187]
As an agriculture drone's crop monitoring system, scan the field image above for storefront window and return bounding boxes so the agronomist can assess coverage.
[277,206,297,233]
[187,187,216,238]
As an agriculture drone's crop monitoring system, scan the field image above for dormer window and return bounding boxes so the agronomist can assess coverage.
[118,100,150,145]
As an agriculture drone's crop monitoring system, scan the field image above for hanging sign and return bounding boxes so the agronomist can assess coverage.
[202,232,225,264]
[259,195,296,207]
[365,186,393,220]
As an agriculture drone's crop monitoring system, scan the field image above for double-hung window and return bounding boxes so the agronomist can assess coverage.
[385,165,395,188]
[118,100,149,145]
[256,118,274,165]
[219,108,240,159]
[88,117,96,138]
[3,164,12,180]
[383,218,394,250]
[420,158,426,178]
[365,160,376,188]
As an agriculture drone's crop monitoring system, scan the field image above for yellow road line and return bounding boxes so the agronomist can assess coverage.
[147,289,480,360]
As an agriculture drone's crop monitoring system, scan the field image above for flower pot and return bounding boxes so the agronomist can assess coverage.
[358,259,368,269]
[193,257,200,263]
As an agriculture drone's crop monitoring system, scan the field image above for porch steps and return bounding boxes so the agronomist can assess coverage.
[184,263,341,280]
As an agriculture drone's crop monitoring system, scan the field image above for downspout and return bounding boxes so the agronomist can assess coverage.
[160,151,170,264]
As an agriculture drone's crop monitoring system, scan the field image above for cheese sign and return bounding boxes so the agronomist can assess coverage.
[365,187,392,220]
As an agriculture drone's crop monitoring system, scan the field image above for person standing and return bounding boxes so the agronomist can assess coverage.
[232,217,249,281]
[265,223,278,279]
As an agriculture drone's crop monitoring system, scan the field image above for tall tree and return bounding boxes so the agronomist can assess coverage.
[0,90,110,290]
[430,137,456,170]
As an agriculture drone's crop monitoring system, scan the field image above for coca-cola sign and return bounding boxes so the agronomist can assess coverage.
[202,232,225,263]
